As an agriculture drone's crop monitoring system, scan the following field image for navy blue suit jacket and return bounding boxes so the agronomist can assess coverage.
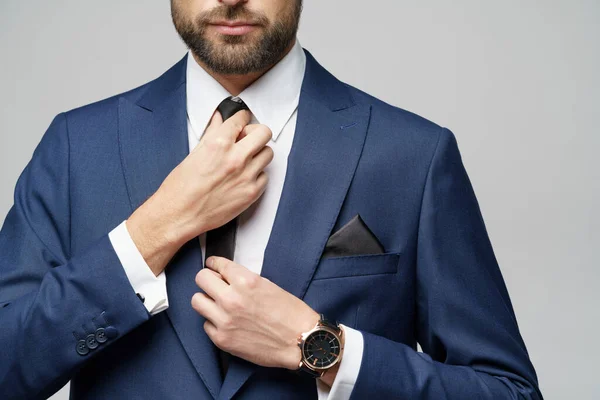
[0,49,542,399]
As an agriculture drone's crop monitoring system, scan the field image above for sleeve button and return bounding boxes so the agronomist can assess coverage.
[105,326,119,339]
[76,340,89,356]
[95,327,108,343]
[86,333,99,350]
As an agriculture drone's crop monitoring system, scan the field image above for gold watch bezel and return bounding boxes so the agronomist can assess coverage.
[297,322,344,374]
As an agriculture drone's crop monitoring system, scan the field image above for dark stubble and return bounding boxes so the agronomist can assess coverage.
[171,1,302,75]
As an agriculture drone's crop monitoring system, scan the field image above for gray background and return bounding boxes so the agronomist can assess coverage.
[1,0,598,399]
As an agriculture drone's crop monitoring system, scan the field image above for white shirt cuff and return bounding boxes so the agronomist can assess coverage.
[316,324,364,400]
[108,220,169,315]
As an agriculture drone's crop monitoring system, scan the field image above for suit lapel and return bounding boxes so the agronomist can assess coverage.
[218,49,371,400]
[118,55,223,399]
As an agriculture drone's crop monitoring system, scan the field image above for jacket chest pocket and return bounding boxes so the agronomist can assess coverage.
[312,252,400,281]
[304,252,407,332]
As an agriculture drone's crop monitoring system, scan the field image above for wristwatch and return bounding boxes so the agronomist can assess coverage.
[296,314,344,378]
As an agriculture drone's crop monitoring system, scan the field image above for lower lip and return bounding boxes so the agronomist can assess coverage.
[211,24,258,35]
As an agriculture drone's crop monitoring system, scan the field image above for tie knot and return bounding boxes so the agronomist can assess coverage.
[217,96,249,121]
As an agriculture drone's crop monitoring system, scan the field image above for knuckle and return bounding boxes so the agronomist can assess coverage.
[217,259,228,274]
[258,171,269,185]
[236,275,249,289]
[231,122,244,133]
[210,136,229,150]
[242,124,255,135]
[221,315,234,331]
[223,292,243,312]
[239,110,251,122]
[226,154,245,174]
[204,322,222,346]
[209,257,220,270]
[237,273,260,290]
[213,331,226,348]
[254,176,268,193]
[265,145,274,158]
[221,295,233,311]
[243,184,260,202]
[245,273,261,289]
[261,125,273,140]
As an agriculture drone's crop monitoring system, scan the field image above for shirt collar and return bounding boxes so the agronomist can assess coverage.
[186,37,306,143]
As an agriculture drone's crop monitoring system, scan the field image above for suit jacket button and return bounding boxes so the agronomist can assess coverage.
[76,340,89,356]
[86,333,99,350]
[95,327,108,343]
[104,326,118,339]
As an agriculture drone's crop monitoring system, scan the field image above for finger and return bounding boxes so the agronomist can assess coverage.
[236,123,262,142]
[201,109,224,142]
[206,256,258,288]
[203,320,222,349]
[204,256,235,283]
[218,109,252,142]
[247,145,274,178]
[191,292,222,323]
[253,171,269,199]
[235,125,249,142]
[235,124,273,158]
[195,267,229,301]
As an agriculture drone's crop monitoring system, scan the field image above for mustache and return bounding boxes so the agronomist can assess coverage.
[197,4,270,27]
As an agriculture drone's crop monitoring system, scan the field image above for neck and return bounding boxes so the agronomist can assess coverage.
[191,39,296,96]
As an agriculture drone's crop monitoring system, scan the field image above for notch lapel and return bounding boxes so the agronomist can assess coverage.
[118,55,222,399]
[218,49,371,400]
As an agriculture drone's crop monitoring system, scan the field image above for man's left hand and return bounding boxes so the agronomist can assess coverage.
[192,256,320,370]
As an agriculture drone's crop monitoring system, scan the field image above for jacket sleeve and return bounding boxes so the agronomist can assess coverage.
[0,113,151,400]
[349,128,543,399]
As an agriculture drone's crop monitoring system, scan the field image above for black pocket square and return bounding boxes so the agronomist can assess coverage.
[322,214,385,258]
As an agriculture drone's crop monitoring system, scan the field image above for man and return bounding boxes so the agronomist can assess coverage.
[0,0,542,399]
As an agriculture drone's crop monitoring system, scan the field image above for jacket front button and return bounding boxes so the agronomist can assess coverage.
[76,340,89,356]
[86,334,99,350]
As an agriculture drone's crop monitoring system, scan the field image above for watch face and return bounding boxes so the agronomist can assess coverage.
[303,329,341,369]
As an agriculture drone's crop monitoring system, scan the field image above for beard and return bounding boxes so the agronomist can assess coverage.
[171,1,302,75]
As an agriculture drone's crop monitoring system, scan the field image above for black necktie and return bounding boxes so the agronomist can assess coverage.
[205,96,249,377]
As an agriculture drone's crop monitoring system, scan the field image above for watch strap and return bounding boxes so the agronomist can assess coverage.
[297,362,325,378]
[319,313,339,331]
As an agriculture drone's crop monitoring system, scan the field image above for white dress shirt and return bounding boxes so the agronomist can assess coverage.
[108,38,362,399]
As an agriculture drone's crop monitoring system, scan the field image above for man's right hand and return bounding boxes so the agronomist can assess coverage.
[126,108,273,276]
